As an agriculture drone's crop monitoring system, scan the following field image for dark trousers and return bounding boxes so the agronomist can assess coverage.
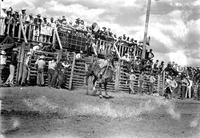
[58,71,64,88]
[37,68,44,86]
[0,65,5,85]
[149,82,154,94]
[181,86,187,99]
[51,70,58,87]
[197,85,200,100]
[21,65,29,85]
[48,69,55,87]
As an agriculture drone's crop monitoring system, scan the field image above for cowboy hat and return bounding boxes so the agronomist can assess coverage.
[27,52,31,55]
[40,55,45,59]
[38,43,43,47]
[1,50,6,55]
[13,48,18,51]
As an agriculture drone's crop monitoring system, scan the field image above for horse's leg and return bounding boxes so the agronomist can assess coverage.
[104,81,108,97]
[99,82,103,98]
[85,73,89,95]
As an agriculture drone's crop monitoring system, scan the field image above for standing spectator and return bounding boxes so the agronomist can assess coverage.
[21,9,27,23]
[158,61,164,74]
[4,8,14,36]
[13,11,20,37]
[35,55,46,86]
[61,16,67,25]
[138,72,145,94]
[48,58,57,87]
[152,60,159,74]
[146,49,154,60]
[134,57,141,71]
[57,59,70,89]
[34,14,42,41]
[149,74,156,95]
[164,76,173,99]
[0,50,7,85]
[128,69,136,94]
[20,52,31,86]
[5,48,18,86]
[180,74,190,100]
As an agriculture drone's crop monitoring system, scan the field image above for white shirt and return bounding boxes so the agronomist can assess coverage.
[76,53,81,59]
[121,56,130,62]
[24,56,30,65]
[33,45,40,51]
[149,76,156,83]
[62,62,70,68]
[0,55,6,65]
[35,59,46,69]
[130,74,136,81]
[48,60,57,70]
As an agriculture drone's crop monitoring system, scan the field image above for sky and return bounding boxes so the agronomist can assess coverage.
[1,0,200,66]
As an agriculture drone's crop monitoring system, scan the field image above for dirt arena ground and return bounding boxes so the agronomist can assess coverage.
[1,87,200,138]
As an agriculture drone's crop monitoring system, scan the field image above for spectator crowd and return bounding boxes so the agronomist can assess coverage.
[0,6,200,101]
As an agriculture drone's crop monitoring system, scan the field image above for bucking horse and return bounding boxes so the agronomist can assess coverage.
[85,55,115,98]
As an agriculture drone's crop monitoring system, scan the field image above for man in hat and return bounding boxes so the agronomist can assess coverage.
[180,74,190,100]
[20,51,32,86]
[21,8,27,23]
[57,59,70,89]
[34,14,42,41]
[125,69,136,94]
[138,71,145,94]
[149,73,156,95]
[5,48,18,86]
[35,55,46,86]
[0,50,7,85]
[48,57,57,87]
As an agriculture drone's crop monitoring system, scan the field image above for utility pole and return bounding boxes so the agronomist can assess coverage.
[0,0,2,17]
[142,0,151,59]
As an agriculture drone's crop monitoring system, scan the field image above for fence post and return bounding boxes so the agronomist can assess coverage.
[115,61,121,91]
[157,74,160,94]
[16,42,25,85]
[161,71,165,96]
[69,52,76,90]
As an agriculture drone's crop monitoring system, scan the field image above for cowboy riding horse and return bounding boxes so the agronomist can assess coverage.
[85,54,115,98]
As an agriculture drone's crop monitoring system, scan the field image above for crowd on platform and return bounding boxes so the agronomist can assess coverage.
[0,6,200,101]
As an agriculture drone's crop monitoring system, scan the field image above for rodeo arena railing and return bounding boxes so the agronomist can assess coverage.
[0,7,200,101]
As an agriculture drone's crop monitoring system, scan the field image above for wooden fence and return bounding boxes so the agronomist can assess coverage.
[119,61,165,94]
